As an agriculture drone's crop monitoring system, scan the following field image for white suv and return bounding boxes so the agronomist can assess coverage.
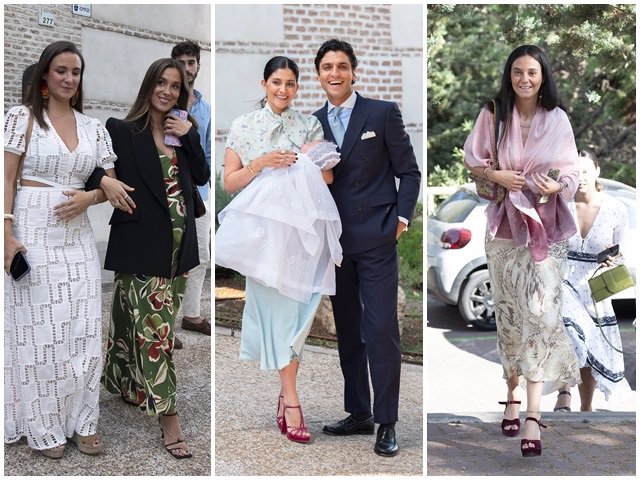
[427,180,636,330]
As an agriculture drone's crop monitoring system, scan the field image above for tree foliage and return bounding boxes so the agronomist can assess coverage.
[427,4,636,186]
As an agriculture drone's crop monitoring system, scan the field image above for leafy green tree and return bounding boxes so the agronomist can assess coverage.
[427,4,636,186]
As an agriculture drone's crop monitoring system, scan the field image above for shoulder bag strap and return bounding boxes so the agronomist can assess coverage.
[15,111,34,194]
[491,100,500,170]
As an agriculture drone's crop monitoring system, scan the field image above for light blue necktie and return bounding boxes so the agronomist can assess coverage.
[329,107,345,147]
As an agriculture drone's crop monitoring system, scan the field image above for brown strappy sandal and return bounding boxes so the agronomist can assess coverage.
[159,412,193,459]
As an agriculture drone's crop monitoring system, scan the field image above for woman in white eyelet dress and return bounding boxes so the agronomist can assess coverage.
[215,56,342,444]
[553,149,632,412]
[4,41,132,458]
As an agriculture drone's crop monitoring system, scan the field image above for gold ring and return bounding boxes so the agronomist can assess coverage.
[114,201,120,207]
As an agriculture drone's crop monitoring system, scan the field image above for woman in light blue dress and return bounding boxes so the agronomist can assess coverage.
[216,56,341,443]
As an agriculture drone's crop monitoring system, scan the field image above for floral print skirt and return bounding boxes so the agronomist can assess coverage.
[486,237,581,394]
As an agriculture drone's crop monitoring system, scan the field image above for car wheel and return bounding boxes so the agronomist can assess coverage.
[458,270,496,331]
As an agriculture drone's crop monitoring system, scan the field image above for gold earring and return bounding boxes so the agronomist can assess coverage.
[40,80,49,100]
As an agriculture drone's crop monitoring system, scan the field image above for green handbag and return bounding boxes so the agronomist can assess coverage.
[588,263,635,356]
[588,263,635,303]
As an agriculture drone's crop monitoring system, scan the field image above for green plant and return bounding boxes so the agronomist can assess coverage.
[427,4,635,187]
[214,170,239,278]
[398,202,423,293]
[214,169,236,230]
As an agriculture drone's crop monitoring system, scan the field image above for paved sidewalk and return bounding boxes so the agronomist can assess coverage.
[4,271,212,476]
[427,411,636,476]
[215,328,423,476]
[426,294,636,477]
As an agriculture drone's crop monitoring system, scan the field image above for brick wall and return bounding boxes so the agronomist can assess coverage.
[3,4,212,116]
[4,5,83,110]
[4,4,212,244]
[215,3,423,144]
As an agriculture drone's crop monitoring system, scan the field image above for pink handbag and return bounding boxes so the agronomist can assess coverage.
[471,100,506,203]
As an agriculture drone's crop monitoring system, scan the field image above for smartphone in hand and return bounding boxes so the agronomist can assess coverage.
[164,109,188,147]
[10,251,30,281]
[539,169,560,204]
[596,244,619,263]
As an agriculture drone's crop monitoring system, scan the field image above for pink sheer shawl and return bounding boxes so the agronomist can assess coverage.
[464,105,579,262]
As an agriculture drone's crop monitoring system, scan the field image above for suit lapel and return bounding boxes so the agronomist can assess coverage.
[339,93,370,161]
[316,103,335,144]
[130,121,168,210]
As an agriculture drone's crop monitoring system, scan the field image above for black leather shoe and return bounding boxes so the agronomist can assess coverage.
[374,423,398,457]
[323,414,374,436]
[173,335,183,350]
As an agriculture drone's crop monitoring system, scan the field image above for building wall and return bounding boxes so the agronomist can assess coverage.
[214,3,423,199]
[3,4,211,243]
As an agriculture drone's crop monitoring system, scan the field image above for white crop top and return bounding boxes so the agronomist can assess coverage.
[4,105,116,188]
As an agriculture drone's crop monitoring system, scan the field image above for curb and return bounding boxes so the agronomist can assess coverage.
[428,411,636,424]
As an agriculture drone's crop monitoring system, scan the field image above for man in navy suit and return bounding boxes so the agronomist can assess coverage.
[313,39,421,457]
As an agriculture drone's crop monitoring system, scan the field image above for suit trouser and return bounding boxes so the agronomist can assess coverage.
[330,240,401,425]
[182,203,211,318]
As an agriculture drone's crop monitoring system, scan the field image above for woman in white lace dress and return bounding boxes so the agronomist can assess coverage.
[4,41,133,459]
[216,56,342,444]
[553,149,632,412]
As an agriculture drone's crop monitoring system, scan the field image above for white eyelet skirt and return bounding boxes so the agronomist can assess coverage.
[4,187,102,450]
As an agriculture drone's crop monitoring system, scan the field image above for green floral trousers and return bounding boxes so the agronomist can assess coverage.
[101,150,188,415]
[101,272,186,415]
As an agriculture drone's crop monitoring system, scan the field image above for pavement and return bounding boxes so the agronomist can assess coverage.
[3,245,212,477]
[426,295,637,477]
[428,412,635,476]
[214,327,424,476]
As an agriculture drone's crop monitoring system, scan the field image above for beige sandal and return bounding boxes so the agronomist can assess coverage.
[40,445,65,459]
[68,432,103,455]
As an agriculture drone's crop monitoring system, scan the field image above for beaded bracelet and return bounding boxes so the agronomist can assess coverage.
[93,190,99,205]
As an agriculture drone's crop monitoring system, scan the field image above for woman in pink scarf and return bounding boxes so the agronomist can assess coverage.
[464,45,581,457]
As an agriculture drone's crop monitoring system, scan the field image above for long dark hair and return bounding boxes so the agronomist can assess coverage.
[24,41,85,130]
[125,58,194,130]
[488,45,561,145]
[260,56,299,108]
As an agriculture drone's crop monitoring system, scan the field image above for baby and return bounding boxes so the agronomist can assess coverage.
[215,140,342,303]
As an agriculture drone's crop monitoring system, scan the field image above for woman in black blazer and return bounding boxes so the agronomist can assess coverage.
[100,58,209,459]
